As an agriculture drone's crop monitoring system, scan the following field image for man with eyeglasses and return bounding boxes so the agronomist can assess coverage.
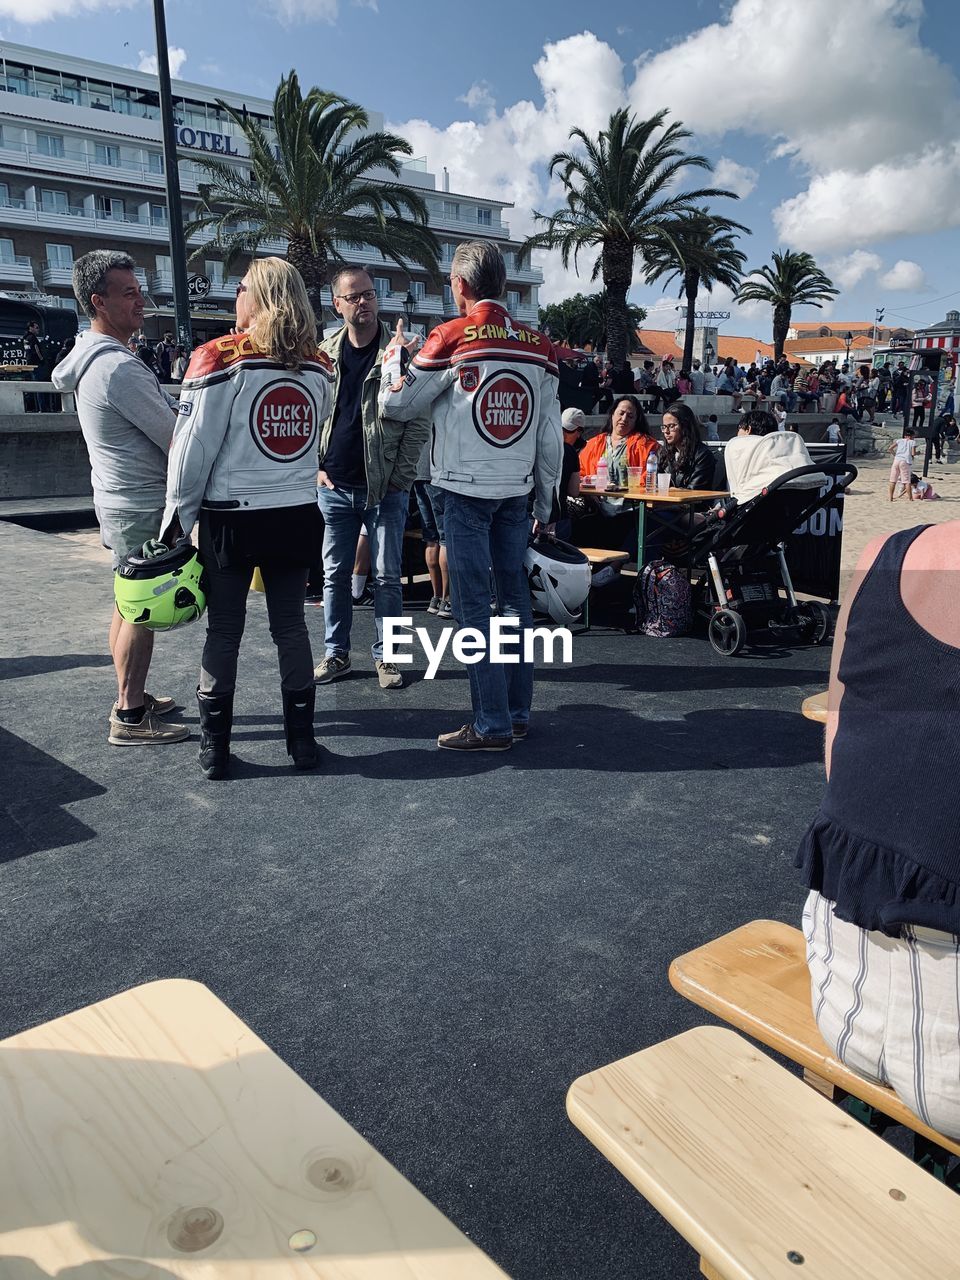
[313,265,429,690]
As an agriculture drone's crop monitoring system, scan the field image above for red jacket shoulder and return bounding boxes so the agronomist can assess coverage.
[184,334,258,381]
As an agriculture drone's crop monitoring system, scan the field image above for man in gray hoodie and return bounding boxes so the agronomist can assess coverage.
[53,250,188,746]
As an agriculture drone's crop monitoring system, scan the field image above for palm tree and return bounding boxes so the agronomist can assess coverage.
[735,250,839,361]
[185,71,440,328]
[524,108,733,368]
[539,290,646,350]
[642,209,749,371]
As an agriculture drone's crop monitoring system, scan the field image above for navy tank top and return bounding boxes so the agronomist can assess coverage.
[795,525,960,935]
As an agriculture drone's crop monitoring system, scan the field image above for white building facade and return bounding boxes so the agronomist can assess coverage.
[0,43,542,342]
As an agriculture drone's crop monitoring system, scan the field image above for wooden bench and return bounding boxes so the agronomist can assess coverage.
[801,690,828,723]
[577,547,630,630]
[669,919,960,1164]
[0,979,510,1277]
[567,1025,960,1280]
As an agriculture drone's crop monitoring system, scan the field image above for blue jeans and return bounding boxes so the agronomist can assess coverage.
[442,491,533,738]
[317,485,407,661]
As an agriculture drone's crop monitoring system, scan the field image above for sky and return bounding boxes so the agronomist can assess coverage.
[2,0,959,341]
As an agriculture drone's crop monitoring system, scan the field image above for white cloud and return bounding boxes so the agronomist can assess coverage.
[264,0,338,20]
[879,259,928,291]
[626,0,960,252]
[458,81,496,114]
[137,46,187,78]
[775,144,960,250]
[712,157,758,199]
[0,0,133,16]
[824,250,882,290]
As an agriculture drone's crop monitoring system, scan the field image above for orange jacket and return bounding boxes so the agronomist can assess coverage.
[579,430,658,476]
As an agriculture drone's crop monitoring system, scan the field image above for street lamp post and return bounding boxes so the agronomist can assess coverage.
[403,291,415,329]
[704,341,715,370]
[844,331,853,371]
[152,0,192,350]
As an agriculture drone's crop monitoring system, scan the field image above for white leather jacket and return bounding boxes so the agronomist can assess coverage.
[379,300,562,521]
[162,333,334,535]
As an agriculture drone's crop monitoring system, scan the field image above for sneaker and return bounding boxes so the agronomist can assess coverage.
[511,722,528,741]
[375,660,404,690]
[352,584,375,607]
[437,724,512,752]
[427,596,441,614]
[108,707,189,746]
[313,654,351,684]
[111,692,176,717]
[436,598,454,619]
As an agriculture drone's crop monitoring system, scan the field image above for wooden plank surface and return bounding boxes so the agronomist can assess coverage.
[579,548,630,566]
[801,691,828,723]
[567,1026,960,1280]
[669,920,960,1159]
[579,486,729,504]
[0,979,510,1278]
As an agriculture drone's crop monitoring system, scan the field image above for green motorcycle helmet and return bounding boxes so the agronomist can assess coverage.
[114,539,207,630]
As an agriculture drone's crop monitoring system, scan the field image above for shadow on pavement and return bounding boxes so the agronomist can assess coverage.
[0,727,106,863]
[0,654,113,682]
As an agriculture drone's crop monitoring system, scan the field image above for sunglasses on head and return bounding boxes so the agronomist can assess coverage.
[235,283,247,297]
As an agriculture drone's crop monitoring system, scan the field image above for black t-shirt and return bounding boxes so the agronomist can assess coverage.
[559,441,579,518]
[323,333,380,488]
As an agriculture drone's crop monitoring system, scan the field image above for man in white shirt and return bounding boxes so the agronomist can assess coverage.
[702,364,718,394]
[689,359,706,395]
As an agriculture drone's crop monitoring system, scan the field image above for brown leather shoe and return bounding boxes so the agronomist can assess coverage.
[437,724,512,752]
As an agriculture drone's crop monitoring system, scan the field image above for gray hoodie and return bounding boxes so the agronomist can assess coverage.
[53,331,178,511]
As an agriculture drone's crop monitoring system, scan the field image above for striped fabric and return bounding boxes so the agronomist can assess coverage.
[804,889,960,1138]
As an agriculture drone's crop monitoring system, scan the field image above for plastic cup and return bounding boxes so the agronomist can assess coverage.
[657,473,670,495]
[627,467,643,489]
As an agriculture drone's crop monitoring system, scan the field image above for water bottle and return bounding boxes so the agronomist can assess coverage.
[645,455,658,494]
[596,459,609,490]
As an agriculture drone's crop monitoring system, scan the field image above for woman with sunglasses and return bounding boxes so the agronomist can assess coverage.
[162,258,334,779]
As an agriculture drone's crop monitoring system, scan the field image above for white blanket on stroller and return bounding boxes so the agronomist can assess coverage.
[724,433,827,504]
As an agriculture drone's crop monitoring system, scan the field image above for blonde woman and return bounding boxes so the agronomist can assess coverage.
[162,258,334,779]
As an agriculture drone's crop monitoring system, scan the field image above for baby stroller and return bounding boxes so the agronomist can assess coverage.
[689,461,857,656]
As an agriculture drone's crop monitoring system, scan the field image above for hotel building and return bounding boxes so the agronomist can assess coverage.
[0,42,542,343]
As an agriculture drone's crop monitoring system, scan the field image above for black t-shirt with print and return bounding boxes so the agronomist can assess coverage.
[323,333,380,488]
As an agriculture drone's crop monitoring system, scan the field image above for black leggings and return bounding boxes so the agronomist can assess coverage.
[200,560,313,695]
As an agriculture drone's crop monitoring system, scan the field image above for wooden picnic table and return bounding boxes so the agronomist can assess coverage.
[580,484,730,563]
[0,979,510,1278]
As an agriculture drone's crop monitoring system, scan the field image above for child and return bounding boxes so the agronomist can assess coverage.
[888,429,916,501]
[826,419,842,444]
[911,473,941,500]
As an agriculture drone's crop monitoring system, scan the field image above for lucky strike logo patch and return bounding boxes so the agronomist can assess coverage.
[249,381,317,461]
[471,370,534,449]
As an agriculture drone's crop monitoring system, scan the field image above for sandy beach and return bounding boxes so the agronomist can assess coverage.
[841,449,960,573]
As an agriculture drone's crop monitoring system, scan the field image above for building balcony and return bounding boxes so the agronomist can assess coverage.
[41,264,74,287]
[429,210,510,239]
[0,255,36,285]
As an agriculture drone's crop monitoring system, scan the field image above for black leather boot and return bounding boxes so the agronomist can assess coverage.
[282,686,320,770]
[197,689,233,780]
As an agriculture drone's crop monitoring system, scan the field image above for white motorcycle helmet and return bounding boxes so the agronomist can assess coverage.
[524,534,591,625]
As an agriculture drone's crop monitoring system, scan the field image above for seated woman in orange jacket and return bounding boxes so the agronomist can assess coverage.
[572,395,658,552]
[578,395,658,479]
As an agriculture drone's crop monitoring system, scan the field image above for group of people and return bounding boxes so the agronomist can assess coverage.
[52,243,960,1157]
[58,241,563,776]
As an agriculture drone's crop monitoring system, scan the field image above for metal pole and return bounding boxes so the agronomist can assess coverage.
[152,0,192,350]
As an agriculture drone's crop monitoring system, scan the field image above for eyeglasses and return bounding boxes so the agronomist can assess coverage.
[335,289,377,304]
[235,283,247,297]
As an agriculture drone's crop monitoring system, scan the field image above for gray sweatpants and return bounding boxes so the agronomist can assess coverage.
[804,888,960,1140]
[200,560,313,695]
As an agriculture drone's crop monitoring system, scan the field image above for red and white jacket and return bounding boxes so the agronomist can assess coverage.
[379,300,562,520]
[163,333,334,535]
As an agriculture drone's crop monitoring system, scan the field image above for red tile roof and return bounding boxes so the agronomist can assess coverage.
[635,329,809,367]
